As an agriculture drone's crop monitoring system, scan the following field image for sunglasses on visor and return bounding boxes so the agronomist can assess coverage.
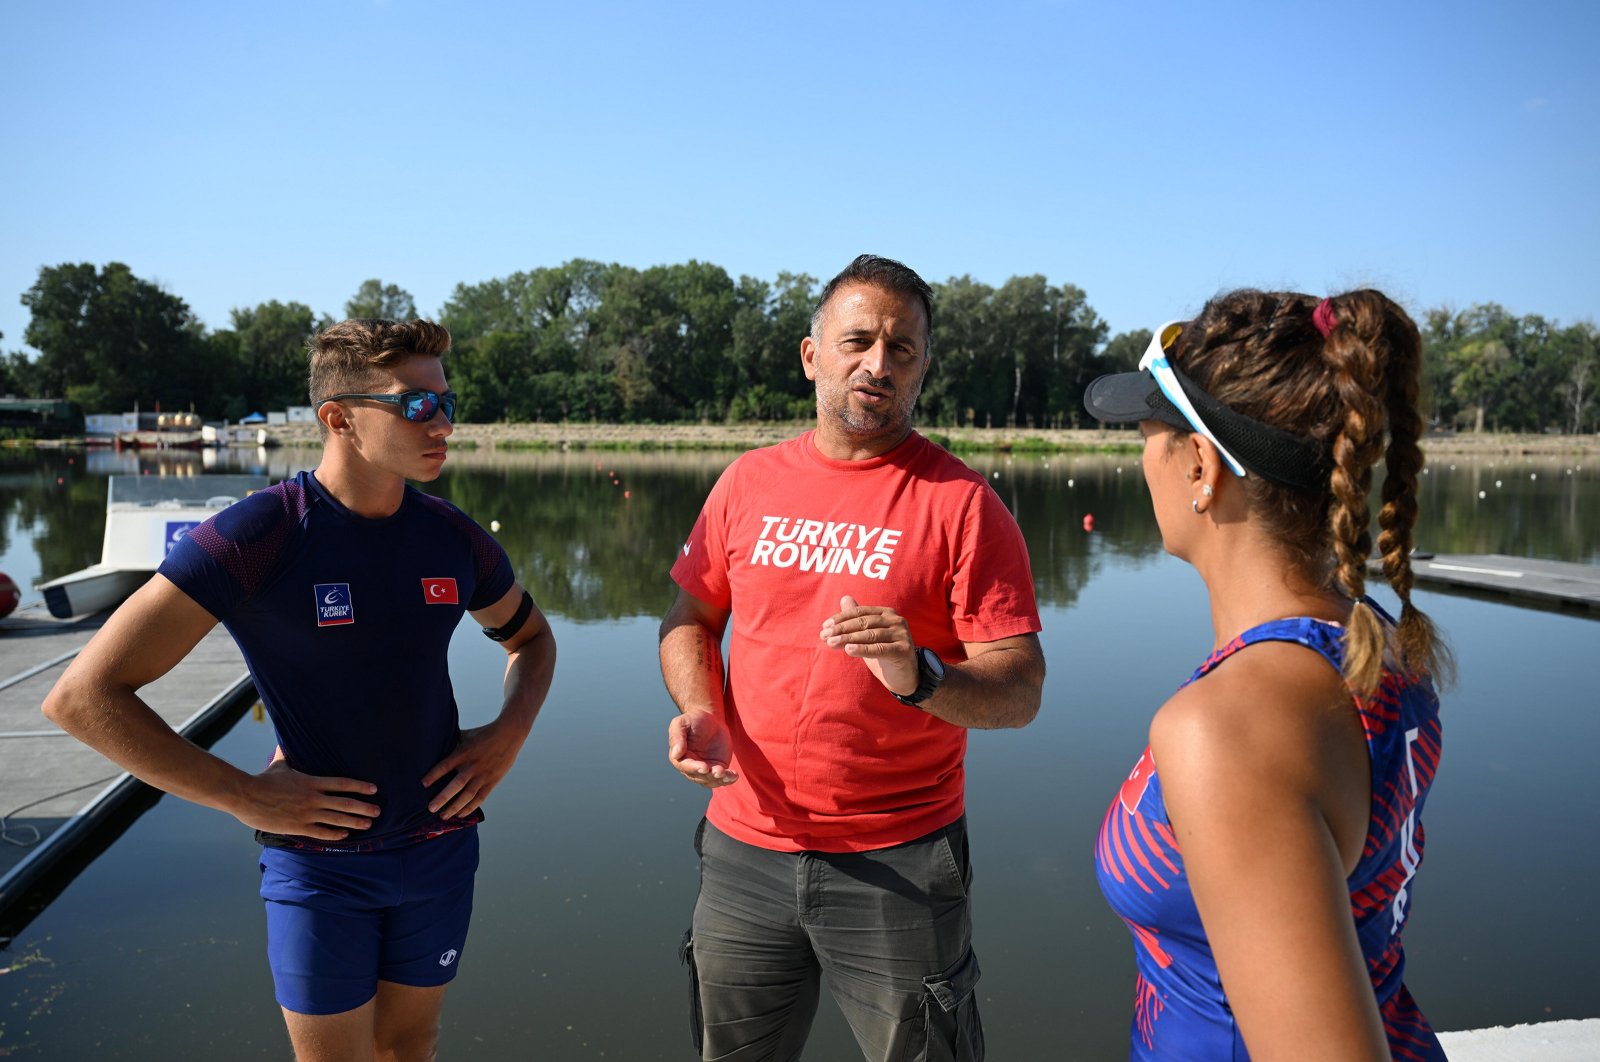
[1139,323,1246,477]
[317,390,457,423]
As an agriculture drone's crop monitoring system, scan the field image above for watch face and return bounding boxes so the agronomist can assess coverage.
[922,647,945,678]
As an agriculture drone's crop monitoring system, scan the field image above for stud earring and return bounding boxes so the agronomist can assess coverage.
[1202,484,1213,497]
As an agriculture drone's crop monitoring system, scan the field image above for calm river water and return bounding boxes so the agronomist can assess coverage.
[1,440,1596,1059]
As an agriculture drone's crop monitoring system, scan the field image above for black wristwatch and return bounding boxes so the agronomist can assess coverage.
[893,646,946,707]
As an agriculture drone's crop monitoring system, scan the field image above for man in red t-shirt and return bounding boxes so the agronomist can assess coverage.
[660,254,1045,1062]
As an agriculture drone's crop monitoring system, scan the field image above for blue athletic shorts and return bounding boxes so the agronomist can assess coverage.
[259,826,480,1016]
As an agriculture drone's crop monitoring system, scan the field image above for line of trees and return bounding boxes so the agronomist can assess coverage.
[1422,305,1598,434]
[3,261,1596,433]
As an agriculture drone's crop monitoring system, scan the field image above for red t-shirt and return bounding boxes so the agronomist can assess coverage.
[671,431,1041,852]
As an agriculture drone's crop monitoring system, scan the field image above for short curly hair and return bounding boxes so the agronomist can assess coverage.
[308,318,451,407]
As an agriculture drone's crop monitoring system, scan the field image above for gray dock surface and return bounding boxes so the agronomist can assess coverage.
[0,602,253,914]
[1440,1018,1600,1060]
[1404,553,1600,612]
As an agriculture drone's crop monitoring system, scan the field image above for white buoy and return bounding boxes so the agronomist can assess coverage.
[490,520,502,533]
[1067,478,1075,488]
[1478,491,1486,499]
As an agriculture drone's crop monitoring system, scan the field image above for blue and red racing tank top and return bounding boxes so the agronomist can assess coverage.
[1095,610,1445,1060]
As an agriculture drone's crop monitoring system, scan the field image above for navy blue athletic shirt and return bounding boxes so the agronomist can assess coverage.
[159,470,515,850]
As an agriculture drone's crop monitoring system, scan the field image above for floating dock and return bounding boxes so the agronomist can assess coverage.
[1440,1018,1600,1061]
[1399,553,1600,614]
[0,603,255,925]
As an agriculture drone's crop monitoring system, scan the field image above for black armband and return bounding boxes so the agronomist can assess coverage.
[482,589,535,643]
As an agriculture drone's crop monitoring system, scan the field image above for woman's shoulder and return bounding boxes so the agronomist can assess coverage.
[1152,641,1354,800]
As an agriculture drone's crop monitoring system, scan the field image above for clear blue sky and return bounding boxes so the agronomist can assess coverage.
[3,0,1596,358]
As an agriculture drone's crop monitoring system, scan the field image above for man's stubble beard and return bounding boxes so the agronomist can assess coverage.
[816,373,923,439]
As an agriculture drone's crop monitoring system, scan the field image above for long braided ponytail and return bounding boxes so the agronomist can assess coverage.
[1174,289,1451,696]
[1320,292,1454,692]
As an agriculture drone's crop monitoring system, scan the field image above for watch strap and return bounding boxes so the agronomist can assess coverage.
[893,647,945,707]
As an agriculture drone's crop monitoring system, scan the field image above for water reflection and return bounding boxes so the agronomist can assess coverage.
[437,452,732,622]
[431,450,1169,620]
[1417,461,1599,563]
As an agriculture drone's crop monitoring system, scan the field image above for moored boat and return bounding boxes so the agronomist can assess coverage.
[36,474,269,618]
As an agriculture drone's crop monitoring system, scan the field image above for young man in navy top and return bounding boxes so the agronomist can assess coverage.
[44,318,556,1062]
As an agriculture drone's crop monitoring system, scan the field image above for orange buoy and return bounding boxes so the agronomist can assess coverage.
[1082,514,1095,532]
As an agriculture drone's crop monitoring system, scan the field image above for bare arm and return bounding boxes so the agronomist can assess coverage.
[423,582,557,818]
[819,595,1044,729]
[658,588,737,787]
[921,632,1044,729]
[41,575,380,841]
[1152,647,1389,1061]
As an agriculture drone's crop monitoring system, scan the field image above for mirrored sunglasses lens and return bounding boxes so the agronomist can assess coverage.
[404,392,439,422]
[439,394,457,422]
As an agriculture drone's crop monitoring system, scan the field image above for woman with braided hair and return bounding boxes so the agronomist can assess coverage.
[1084,289,1451,1061]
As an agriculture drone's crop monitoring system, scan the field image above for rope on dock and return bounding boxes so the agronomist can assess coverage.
[2,774,117,849]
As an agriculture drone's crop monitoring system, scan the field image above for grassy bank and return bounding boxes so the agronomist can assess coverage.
[259,421,1600,457]
[263,421,1152,455]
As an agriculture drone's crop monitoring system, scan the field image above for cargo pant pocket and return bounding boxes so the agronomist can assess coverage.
[680,929,704,1055]
[919,949,984,1062]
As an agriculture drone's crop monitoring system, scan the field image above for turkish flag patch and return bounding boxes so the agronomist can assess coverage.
[421,577,459,604]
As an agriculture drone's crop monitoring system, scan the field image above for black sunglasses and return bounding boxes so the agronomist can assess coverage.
[318,390,457,423]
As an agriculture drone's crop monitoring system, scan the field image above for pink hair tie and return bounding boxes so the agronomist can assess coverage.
[1312,298,1338,338]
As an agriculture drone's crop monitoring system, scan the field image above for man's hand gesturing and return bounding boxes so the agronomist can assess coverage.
[819,595,920,697]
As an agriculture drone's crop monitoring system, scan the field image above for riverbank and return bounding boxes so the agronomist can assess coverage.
[256,421,1600,456]
[5,422,1593,456]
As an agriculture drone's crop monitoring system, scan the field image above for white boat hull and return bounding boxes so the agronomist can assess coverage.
[38,564,150,619]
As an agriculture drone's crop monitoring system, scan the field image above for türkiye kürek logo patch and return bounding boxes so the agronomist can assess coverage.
[314,583,354,626]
